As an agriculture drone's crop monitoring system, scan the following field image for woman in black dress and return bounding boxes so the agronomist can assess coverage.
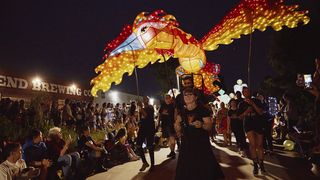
[175,87,224,180]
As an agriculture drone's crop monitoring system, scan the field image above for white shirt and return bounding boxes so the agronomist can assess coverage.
[0,159,27,180]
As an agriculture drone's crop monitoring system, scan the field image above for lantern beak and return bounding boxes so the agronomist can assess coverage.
[109,33,145,57]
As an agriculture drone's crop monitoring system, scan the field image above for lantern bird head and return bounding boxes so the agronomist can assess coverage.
[108,10,178,58]
[91,10,180,96]
[108,32,145,57]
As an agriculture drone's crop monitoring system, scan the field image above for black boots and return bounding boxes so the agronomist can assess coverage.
[253,159,267,175]
[138,146,155,172]
[149,147,155,168]
[259,160,267,174]
[167,151,176,159]
[139,162,150,171]
[253,159,259,175]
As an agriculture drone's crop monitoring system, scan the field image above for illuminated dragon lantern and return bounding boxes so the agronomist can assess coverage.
[91,0,309,96]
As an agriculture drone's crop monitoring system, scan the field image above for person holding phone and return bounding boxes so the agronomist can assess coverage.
[0,143,40,180]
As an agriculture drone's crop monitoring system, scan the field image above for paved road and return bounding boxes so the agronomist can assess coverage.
[88,137,319,180]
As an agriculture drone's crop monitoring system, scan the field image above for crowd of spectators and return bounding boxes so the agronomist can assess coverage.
[0,97,160,179]
[211,90,317,154]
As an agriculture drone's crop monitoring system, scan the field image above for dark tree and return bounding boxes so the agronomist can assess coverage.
[261,0,320,97]
[152,58,180,96]
[260,0,320,134]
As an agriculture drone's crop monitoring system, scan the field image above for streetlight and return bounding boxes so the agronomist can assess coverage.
[70,83,77,90]
[32,77,42,84]
[69,83,78,95]
[150,98,155,106]
[109,90,118,98]
[109,90,119,103]
[31,77,42,91]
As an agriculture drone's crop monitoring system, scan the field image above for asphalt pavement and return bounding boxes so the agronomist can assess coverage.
[87,136,319,180]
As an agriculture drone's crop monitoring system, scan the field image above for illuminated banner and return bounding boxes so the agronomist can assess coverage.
[0,74,92,97]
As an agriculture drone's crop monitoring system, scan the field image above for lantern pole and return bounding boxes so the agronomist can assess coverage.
[162,54,175,98]
[247,9,254,91]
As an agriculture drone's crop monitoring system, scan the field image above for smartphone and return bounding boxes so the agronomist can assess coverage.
[304,74,312,89]
[21,167,31,174]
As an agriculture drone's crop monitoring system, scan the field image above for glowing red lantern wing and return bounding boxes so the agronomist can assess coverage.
[200,0,310,51]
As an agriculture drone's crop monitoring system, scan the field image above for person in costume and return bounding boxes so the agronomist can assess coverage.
[175,87,224,180]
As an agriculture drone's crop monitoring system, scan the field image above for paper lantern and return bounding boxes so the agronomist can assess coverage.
[91,0,309,96]
[234,79,248,94]
[167,88,180,98]
[283,140,295,151]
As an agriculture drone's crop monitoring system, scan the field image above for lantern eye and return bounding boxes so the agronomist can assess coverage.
[140,26,149,33]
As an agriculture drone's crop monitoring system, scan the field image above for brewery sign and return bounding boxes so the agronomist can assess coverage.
[0,74,92,99]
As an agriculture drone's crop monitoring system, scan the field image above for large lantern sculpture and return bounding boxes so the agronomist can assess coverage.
[91,0,309,96]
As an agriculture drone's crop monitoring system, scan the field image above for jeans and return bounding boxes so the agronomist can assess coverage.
[58,152,80,178]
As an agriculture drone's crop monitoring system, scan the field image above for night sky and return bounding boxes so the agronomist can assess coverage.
[1,0,318,97]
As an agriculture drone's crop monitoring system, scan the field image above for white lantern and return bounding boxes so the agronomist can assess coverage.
[233,79,248,94]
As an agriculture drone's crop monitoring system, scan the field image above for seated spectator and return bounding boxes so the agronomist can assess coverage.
[113,128,139,162]
[273,112,287,142]
[125,117,138,146]
[23,129,51,180]
[0,137,6,163]
[46,127,80,179]
[104,132,116,153]
[77,126,107,172]
[0,142,40,180]
[282,93,298,133]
